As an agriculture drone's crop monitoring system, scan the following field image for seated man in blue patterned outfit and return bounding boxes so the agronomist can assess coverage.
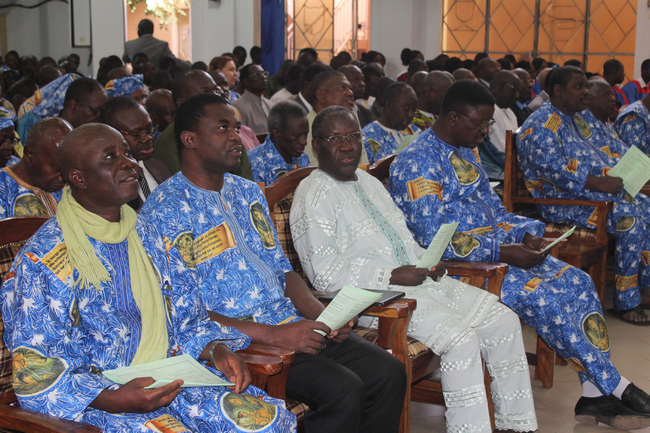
[389,79,650,429]
[582,79,628,148]
[361,82,420,164]
[0,117,72,219]
[518,66,650,325]
[615,89,650,155]
[249,100,310,185]
[0,123,296,433]
[141,93,407,433]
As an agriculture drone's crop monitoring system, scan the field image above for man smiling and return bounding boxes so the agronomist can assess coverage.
[100,96,171,211]
[248,101,310,185]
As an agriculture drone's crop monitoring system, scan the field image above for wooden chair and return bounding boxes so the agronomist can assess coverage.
[259,166,517,432]
[0,217,286,433]
[503,130,613,305]
[256,133,269,145]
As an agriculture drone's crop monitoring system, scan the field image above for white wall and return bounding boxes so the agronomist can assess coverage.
[370,0,443,78]
[6,1,92,76]
[635,0,650,78]
[90,0,125,76]
[190,0,256,65]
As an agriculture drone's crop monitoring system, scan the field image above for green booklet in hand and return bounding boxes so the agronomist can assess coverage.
[102,354,234,389]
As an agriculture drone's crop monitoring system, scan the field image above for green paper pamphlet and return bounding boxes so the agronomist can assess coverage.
[540,226,575,254]
[397,135,417,152]
[315,286,382,336]
[607,145,650,198]
[102,354,234,389]
[416,222,460,270]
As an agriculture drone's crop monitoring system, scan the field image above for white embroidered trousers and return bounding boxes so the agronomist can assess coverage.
[398,276,538,433]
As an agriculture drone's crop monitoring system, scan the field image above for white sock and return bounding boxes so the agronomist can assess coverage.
[612,377,632,399]
[582,381,604,398]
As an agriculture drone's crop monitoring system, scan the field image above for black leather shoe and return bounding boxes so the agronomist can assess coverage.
[575,395,650,430]
[622,382,650,414]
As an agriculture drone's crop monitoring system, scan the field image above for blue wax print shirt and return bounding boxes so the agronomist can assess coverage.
[0,216,250,420]
[0,167,63,219]
[578,109,629,161]
[388,127,544,262]
[615,100,650,155]
[362,121,420,164]
[140,172,301,325]
[517,102,633,226]
[249,135,311,185]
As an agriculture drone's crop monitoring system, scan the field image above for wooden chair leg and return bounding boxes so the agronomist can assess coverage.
[534,336,556,388]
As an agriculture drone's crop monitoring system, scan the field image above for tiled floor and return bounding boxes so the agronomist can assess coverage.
[410,283,650,432]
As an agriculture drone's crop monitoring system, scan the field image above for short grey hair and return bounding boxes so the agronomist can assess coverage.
[267,100,307,133]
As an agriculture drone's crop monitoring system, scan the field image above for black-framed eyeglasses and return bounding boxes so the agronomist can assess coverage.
[314,132,362,146]
[251,70,270,78]
[456,112,496,130]
[0,136,18,147]
[119,125,158,140]
[78,101,101,115]
[506,83,520,95]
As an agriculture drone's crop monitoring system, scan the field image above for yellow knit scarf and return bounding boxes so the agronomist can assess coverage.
[56,186,168,365]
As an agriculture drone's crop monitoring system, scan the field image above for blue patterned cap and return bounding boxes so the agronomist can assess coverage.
[0,106,16,130]
[32,73,80,118]
[105,75,144,98]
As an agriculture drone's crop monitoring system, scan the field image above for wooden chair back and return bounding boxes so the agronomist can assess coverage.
[368,153,397,185]
[256,133,268,145]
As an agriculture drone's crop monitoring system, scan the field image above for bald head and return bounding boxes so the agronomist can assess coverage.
[477,57,501,82]
[19,118,72,192]
[490,70,521,108]
[537,68,553,91]
[420,71,454,115]
[25,117,72,152]
[107,67,132,81]
[171,70,217,106]
[453,68,476,81]
[146,89,176,133]
[410,71,428,97]
[339,65,365,100]
[58,124,117,183]
[513,68,533,101]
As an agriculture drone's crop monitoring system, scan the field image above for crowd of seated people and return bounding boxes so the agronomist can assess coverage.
[4,17,650,432]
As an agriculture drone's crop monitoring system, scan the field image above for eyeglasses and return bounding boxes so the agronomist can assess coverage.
[0,136,18,147]
[314,132,362,145]
[78,101,101,115]
[250,70,270,78]
[506,83,520,95]
[119,125,158,140]
[456,112,496,130]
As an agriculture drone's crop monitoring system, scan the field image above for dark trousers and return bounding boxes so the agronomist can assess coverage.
[285,332,407,433]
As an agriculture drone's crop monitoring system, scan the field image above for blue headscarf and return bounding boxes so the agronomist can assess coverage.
[105,75,144,98]
[32,73,80,118]
[0,106,16,131]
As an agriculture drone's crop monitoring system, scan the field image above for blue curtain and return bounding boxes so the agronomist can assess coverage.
[261,0,285,75]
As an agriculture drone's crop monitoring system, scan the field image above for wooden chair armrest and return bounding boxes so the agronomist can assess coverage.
[320,299,414,318]
[445,261,509,278]
[0,404,101,433]
[237,353,284,376]
[512,196,613,209]
[238,343,295,365]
